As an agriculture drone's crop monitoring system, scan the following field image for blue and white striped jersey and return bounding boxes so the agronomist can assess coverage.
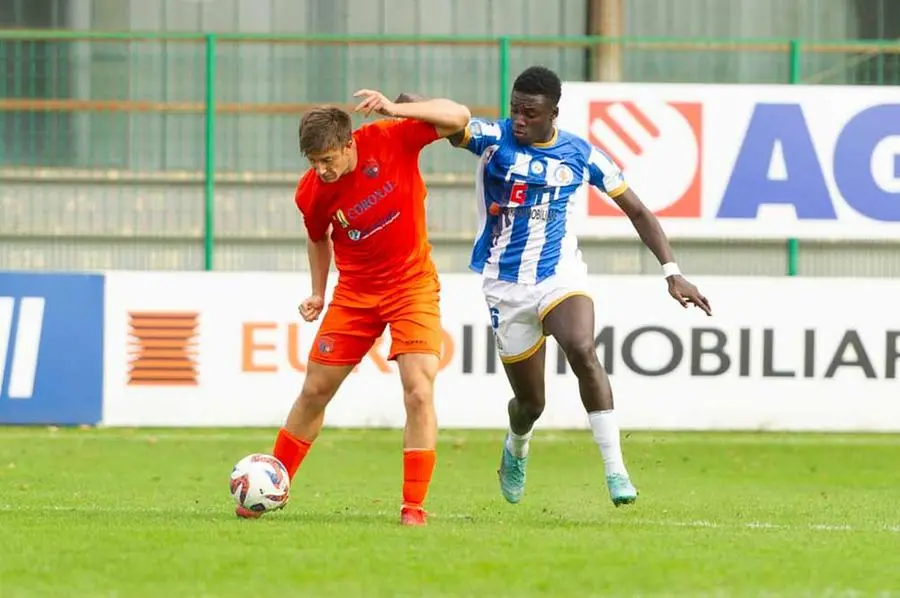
[455,118,629,284]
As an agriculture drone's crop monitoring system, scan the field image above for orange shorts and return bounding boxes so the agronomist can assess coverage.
[309,284,442,366]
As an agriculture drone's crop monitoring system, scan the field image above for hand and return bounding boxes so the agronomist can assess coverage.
[298,295,325,322]
[353,89,398,118]
[667,275,712,316]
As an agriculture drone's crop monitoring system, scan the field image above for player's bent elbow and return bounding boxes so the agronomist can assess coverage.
[447,130,467,147]
[453,103,472,129]
[625,204,651,224]
[437,104,471,138]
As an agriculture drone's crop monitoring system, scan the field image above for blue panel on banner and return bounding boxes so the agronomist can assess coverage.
[719,103,900,222]
[0,272,104,425]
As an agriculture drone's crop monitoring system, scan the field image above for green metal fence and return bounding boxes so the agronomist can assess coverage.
[1,31,899,272]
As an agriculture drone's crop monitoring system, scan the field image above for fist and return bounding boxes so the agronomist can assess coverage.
[299,295,325,322]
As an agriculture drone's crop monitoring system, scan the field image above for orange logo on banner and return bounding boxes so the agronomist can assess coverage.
[241,322,455,373]
[587,100,702,218]
[128,312,199,386]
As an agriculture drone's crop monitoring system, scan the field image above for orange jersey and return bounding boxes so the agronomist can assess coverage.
[295,119,441,302]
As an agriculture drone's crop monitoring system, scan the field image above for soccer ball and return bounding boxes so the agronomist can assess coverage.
[230,453,290,514]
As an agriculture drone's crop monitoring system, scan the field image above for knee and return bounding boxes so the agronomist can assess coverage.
[564,339,601,377]
[398,355,438,415]
[300,373,339,410]
[512,392,545,422]
[403,381,434,416]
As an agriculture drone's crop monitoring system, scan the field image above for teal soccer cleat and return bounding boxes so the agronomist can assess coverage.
[607,473,638,507]
[497,437,527,504]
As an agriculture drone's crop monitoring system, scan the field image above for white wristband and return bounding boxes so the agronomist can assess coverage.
[662,262,681,278]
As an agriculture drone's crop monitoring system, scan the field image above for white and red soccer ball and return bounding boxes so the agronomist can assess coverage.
[230,453,290,514]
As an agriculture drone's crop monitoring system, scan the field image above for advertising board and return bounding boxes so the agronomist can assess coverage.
[0,272,104,425]
[103,272,900,431]
[557,82,900,240]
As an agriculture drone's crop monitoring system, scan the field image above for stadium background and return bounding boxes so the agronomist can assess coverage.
[2,0,899,277]
[3,2,900,596]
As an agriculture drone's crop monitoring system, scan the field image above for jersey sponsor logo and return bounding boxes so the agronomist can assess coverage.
[334,209,350,229]
[348,210,401,242]
[487,202,559,250]
[588,100,702,218]
[509,181,528,205]
[347,180,396,220]
[489,203,560,223]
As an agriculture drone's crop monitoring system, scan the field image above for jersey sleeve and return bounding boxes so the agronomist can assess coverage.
[378,118,440,152]
[451,118,503,157]
[587,145,629,198]
[294,172,329,242]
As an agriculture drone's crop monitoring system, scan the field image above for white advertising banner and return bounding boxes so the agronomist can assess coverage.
[557,82,900,240]
[103,272,900,431]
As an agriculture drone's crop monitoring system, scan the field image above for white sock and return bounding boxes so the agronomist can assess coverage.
[505,428,533,458]
[588,410,628,476]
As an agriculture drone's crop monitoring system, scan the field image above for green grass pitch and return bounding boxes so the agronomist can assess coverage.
[1,427,898,597]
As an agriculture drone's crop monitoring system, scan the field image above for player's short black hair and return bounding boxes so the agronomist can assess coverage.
[512,66,562,106]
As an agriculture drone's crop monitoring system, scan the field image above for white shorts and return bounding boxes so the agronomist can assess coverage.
[482,270,591,363]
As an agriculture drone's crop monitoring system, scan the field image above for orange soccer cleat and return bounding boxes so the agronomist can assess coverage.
[400,505,427,527]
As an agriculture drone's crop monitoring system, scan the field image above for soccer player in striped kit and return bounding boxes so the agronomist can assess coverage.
[397,66,711,507]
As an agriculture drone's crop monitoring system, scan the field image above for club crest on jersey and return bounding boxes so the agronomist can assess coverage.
[530,161,545,175]
[348,229,361,241]
[553,164,573,185]
[363,159,380,178]
[333,209,350,229]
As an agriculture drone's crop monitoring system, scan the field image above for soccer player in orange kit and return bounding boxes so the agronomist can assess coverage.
[234,90,470,526]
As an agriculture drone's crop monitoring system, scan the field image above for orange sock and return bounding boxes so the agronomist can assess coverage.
[272,427,312,480]
[402,449,436,509]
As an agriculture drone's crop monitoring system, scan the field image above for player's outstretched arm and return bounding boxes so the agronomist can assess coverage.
[395,92,466,146]
[353,89,470,138]
[611,188,712,316]
[392,97,470,137]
